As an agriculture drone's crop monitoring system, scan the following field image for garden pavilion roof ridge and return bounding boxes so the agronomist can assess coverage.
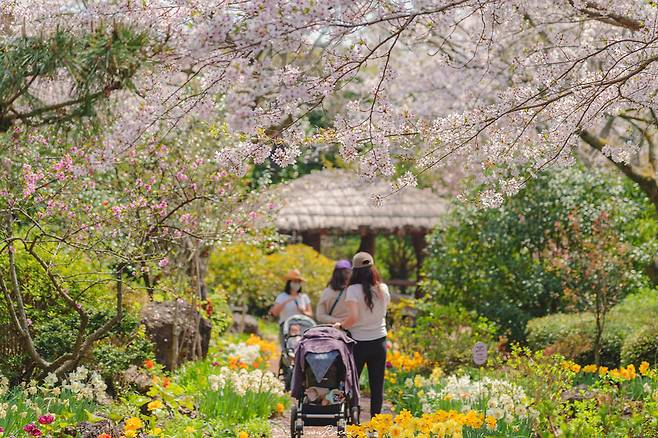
[274,169,448,234]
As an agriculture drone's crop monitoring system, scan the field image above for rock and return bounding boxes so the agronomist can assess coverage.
[231,313,260,334]
[561,384,597,402]
[71,420,122,438]
[141,300,212,370]
[121,365,152,394]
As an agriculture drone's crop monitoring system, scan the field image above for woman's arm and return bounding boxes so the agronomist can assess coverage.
[301,296,313,317]
[338,300,358,329]
[270,295,294,317]
[315,292,337,324]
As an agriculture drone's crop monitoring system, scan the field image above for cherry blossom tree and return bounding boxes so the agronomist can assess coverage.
[3,1,656,200]
[3,0,658,374]
[0,123,268,376]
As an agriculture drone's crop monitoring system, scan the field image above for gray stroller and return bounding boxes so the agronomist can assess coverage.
[279,315,316,391]
[290,326,360,437]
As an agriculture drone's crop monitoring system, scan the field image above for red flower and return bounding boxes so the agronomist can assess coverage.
[23,424,43,436]
[38,414,55,425]
[144,359,155,369]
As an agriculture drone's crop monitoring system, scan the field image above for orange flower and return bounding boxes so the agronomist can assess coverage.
[98,434,111,438]
[162,377,171,388]
[640,361,650,376]
[276,402,285,414]
[144,359,155,369]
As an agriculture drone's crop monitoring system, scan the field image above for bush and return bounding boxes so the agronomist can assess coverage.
[620,325,658,366]
[527,287,658,366]
[393,300,498,372]
[422,166,657,341]
[0,248,143,381]
[207,243,335,311]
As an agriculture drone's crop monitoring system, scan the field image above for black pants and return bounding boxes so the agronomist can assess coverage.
[354,336,386,416]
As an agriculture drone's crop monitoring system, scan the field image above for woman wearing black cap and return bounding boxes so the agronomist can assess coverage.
[334,252,390,417]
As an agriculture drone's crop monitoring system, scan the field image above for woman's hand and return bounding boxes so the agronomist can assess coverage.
[332,322,342,330]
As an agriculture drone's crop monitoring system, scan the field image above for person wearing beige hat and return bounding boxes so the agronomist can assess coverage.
[270,269,313,323]
[334,251,390,417]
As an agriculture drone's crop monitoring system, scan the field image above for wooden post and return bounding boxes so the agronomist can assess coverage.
[358,228,376,256]
[411,232,427,298]
[302,231,322,253]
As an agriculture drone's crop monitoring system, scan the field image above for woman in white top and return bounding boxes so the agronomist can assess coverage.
[316,259,352,324]
[270,269,313,345]
[334,252,389,417]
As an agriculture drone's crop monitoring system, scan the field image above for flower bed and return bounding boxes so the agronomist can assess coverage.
[381,346,658,436]
[0,334,286,437]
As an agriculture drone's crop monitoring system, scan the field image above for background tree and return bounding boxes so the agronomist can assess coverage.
[423,166,656,340]
[543,211,632,365]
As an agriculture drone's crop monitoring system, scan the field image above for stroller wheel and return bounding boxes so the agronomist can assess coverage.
[283,366,292,391]
[337,419,347,438]
[290,406,303,438]
[350,405,360,425]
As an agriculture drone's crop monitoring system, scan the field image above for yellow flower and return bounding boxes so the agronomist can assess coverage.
[389,424,403,438]
[125,418,143,430]
[147,400,164,411]
[640,361,650,376]
[276,402,285,414]
[582,364,598,373]
[430,367,444,383]
[185,426,196,433]
[570,363,581,373]
[124,431,137,438]
[150,427,163,436]
[485,415,497,430]
[414,375,424,388]
[626,364,637,379]
[237,431,249,438]
[598,366,608,377]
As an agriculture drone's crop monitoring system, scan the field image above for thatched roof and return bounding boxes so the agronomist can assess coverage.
[274,169,449,234]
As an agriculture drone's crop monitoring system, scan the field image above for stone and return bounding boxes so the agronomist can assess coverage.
[141,300,212,370]
[231,313,260,334]
[67,420,122,438]
[561,384,597,402]
[121,365,152,394]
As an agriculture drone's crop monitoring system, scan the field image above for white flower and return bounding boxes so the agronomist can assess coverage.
[44,373,58,387]
[487,407,504,420]
[0,376,9,397]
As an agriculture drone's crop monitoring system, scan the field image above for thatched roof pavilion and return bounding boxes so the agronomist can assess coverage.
[274,169,449,283]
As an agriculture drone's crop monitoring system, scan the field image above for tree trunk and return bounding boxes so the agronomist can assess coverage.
[358,229,376,256]
[170,298,180,370]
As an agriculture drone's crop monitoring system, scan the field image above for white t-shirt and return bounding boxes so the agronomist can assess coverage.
[274,292,311,324]
[345,283,390,341]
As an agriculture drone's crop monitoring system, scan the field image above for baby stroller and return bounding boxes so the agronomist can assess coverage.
[279,315,316,391]
[290,326,360,438]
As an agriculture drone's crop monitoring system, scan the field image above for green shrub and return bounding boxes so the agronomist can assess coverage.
[620,325,658,366]
[394,300,498,372]
[422,166,657,341]
[207,243,335,311]
[527,287,658,366]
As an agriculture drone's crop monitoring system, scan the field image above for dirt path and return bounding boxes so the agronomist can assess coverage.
[269,396,377,438]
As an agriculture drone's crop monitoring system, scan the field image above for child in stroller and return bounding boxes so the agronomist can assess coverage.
[279,315,316,391]
[290,326,360,438]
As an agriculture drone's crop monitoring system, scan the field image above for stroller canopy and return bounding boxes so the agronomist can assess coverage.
[282,314,316,335]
